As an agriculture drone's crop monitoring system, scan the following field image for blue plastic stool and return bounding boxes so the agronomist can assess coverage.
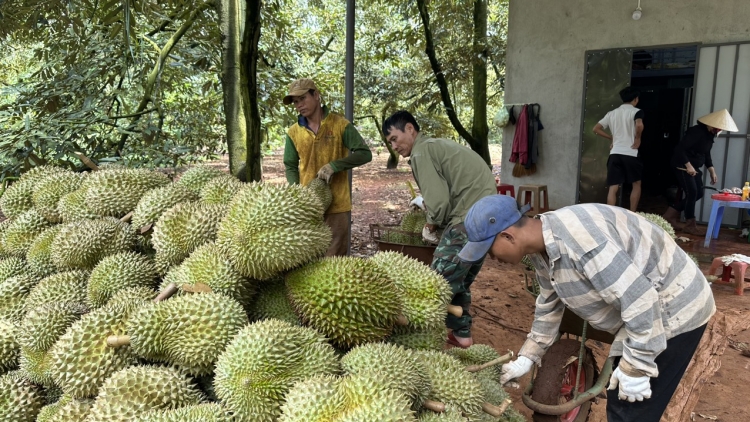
[704,199,750,247]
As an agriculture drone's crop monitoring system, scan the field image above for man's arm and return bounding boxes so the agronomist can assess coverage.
[593,123,613,141]
[411,145,451,227]
[283,135,300,184]
[633,118,644,149]
[328,123,373,172]
[518,267,565,365]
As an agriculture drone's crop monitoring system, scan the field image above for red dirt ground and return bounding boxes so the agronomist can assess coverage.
[258,147,750,422]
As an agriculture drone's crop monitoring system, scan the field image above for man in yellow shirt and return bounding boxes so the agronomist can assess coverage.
[283,79,372,256]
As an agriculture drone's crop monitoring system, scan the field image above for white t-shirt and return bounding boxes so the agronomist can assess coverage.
[598,104,643,157]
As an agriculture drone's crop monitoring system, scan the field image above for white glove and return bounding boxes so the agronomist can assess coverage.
[421,225,439,244]
[410,196,426,211]
[316,163,335,184]
[500,355,534,386]
[607,366,652,402]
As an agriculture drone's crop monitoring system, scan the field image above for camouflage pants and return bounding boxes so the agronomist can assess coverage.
[431,223,485,338]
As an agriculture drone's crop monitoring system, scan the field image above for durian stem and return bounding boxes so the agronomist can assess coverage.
[73,152,100,171]
[139,223,154,235]
[155,283,179,302]
[446,304,463,317]
[395,315,410,326]
[497,398,512,415]
[422,400,446,412]
[465,351,514,372]
[406,181,417,200]
[482,400,511,417]
[106,335,131,348]
[120,212,133,223]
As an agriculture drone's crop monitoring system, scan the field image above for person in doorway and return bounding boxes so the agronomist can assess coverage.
[383,110,496,348]
[593,86,645,212]
[458,195,715,422]
[283,78,372,256]
[662,109,738,235]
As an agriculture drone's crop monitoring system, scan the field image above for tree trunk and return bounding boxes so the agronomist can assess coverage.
[241,0,262,182]
[218,0,247,178]
[471,0,491,166]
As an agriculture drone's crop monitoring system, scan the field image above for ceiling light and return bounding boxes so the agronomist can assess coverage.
[632,0,643,20]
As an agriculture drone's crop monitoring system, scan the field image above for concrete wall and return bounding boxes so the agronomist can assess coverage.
[502,0,750,209]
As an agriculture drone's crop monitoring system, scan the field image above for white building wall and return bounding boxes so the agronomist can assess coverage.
[502,0,750,208]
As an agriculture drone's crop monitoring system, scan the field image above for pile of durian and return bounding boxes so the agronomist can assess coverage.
[381,209,429,246]
[0,164,526,422]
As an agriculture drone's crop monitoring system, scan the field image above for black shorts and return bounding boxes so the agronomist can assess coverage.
[607,154,642,186]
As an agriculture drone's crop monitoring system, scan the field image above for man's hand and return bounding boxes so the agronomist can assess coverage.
[410,196,426,211]
[709,168,718,185]
[500,356,534,386]
[421,224,439,244]
[632,138,641,149]
[608,367,652,402]
[316,163,335,184]
[685,163,697,176]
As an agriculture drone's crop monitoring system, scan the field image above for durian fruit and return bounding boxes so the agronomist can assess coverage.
[175,165,225,194]
[48,297,143,398]
[107,286,158,306]
[32,172,86,223]
[130,183,199,230]
[0,273,41,321]
[372,251,452,330]
[388,326,447,351]
[87,251,157,308]
[199,174,245,205]
[214,319,340,422]
[0,165,68,219]
[0,370,45,422]
[81,168,171,218]
[476,378,525,422]
[25,225,62,278]
[418,410,468,421]
[637,212,676,238]
[0,317,19,374]
[0,219,12,258]
[286,257,401,348]
[246,277,300,324]
[86,365,204,422]
[341,342,430,409]
[306,177,333,212]
[139,403,235,422]
[160,242,255,309]
[113,292,248,376]
[216,183,331,280]
[151,202,227,273]
[51,217,136,271]
[278,375,345,422]
[1,208,52,257]
[36,395,93,422]
[415,351,485,418]
[0,255,28,281]
[445,344,503,382]
[23,271,89,313]
[57,189,99,222]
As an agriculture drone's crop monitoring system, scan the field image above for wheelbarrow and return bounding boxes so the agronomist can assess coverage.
[521,270,616,422]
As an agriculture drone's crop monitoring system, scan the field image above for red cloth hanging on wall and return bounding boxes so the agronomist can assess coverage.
[509,105,529,165]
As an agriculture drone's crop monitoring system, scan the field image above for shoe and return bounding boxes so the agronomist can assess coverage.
[662,207,682,230]
[681,218,702,236]
[447,332,473,349]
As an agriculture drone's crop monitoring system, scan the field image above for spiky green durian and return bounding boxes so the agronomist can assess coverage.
[388,326,446,351]
[475,378,525,422]
[87,251,157,308]
[18,302,89,353]
[0,219,12,257]
[306,178,333,212]
[0,317,18,374]
[106,286,157,306]
[0,166,68,219]
[637,212,676,238]
[19,347,55,386]
[418,410,468,421]
[416,351,485,417]
[24,271,88,313]
[199,174,245,205]
[216,183,331,280]
[36,395,93,422]
[0,370,45,421]
[48,298,143,398]
[32,172,86,223]
[214,319,340,422]
[445,344,503,382]
[246,278,300,324]
[139,403,235,422]
[26,225,62,278]
[123,292,248,376]
[1,208,52,257]
[278,375,344,422]
[401,209,426,234]
[0,273,40,321]
[160,242,255,308]
[0,256,28,282]
[151,202,227,273]
[372,251,452,330]
[57,189,98,222]
[86,365,204,422]
[81,168,171,218]
[51,217,136,271]
[130,184,199,230]
[175,165,226,194]
[341,343,430,409]
[286,257,401,348]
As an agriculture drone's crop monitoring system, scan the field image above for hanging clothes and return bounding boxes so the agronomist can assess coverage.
[526,104,544,169]
[509,105,529,165]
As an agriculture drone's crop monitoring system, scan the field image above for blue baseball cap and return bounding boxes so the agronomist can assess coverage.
[458,195,530,263]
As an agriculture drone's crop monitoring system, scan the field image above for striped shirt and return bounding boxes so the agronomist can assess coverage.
[520,204,715,377]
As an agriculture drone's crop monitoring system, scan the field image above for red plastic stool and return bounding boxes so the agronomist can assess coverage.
[708,257,749,295]
[497,184,515,198]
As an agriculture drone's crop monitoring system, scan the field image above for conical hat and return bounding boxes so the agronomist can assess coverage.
[698,109,739,132]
